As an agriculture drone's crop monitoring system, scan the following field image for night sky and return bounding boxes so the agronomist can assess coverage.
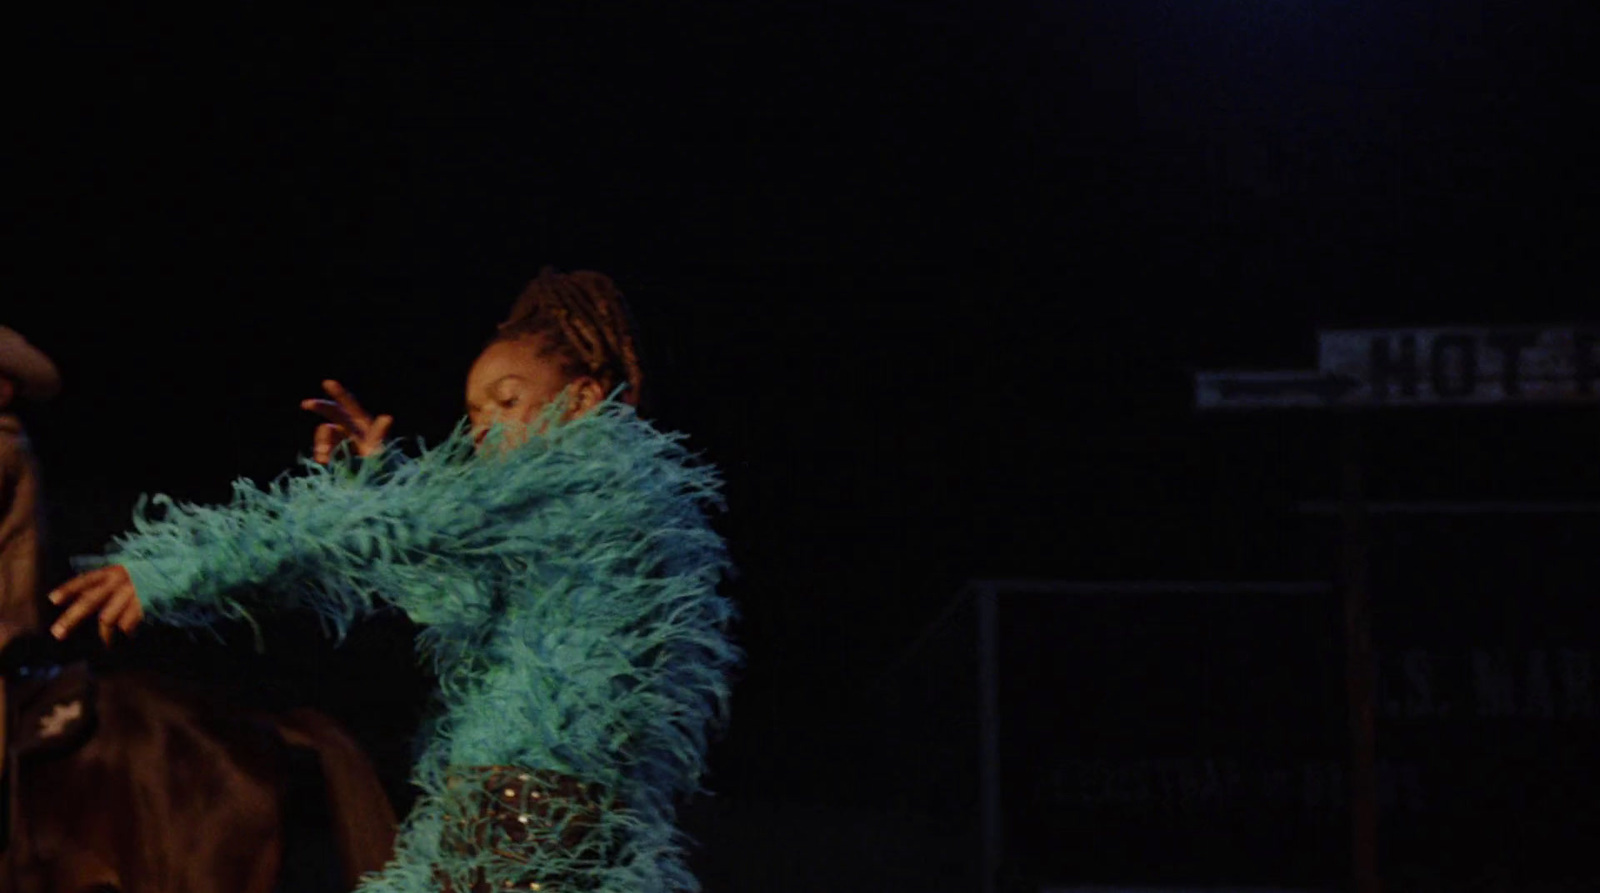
[5,2,1599,888]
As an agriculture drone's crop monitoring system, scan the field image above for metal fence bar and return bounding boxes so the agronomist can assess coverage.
[978,582,1001,893]
[1296,501,1600,515]
[970,579,1334,595]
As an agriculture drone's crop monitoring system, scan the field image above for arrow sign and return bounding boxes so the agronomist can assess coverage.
[1196,370,1363,410]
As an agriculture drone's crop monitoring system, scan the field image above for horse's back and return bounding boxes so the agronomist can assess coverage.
[6,668,393,893]
[9,670,286,893]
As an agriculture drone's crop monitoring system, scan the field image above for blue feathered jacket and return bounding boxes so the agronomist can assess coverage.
[105,401,737,892]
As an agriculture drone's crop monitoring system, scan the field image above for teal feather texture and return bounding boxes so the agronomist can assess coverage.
[105,399,739,892]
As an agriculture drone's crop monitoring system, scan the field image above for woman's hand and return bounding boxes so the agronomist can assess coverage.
[301,379,393,464]
[48,565,145,645]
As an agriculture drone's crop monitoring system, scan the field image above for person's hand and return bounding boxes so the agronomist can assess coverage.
[47,565,145,645]
[300,379,393,464]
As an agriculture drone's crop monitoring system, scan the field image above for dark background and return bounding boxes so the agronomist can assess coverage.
[4,1,1599,890]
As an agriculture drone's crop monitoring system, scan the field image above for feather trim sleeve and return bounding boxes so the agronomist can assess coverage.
[108,403,728,639]
[110,438,463,634]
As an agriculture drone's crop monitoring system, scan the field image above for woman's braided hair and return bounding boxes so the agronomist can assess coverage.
[494,267,644,408]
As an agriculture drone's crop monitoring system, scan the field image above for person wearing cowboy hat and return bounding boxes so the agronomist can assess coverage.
[0,326,60,771]
[1,325,60,648]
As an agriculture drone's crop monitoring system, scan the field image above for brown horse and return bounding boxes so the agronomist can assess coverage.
[0,647,398,893]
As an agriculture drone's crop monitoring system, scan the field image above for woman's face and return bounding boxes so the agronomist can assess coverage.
[465,337,579,450]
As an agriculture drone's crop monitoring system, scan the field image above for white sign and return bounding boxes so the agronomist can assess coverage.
[1317,325,1599,405]
[1196,325,1600,410]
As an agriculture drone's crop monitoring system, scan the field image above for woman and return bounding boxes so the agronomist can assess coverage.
[49,269,738,893]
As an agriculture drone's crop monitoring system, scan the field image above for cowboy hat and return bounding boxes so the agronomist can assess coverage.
[0,326,61,402]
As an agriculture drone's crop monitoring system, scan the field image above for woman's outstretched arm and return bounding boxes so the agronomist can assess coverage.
[48,428,494,640]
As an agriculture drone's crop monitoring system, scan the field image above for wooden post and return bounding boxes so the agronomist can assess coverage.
[1340,412,1380,893]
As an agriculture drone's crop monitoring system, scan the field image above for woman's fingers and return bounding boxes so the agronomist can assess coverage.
[50,577,115,639]
[313,422,344,464]
[100,588,144,639]
[48,566,111,606]
[48,566,138,640]
[305,382,391,461]
[302,398,356,429]
[364,414,394,454]
[99,592,129,646]
[322,380,372,427]
[118,597,146,636]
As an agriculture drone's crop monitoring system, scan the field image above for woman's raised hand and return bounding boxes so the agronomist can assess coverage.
[300,380,393,464]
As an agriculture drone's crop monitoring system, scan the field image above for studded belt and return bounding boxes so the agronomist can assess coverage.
[435,766,608,893]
